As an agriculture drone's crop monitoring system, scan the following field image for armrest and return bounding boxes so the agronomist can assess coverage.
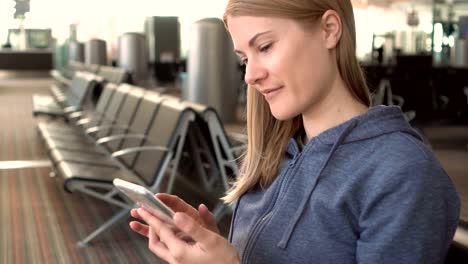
[111,146,169,158]
[85,124,127,135]
[392,95,404,107]
[76,116,98,126]
[68,111,84,120]
[63,106,80,114]
[96,133,146,145]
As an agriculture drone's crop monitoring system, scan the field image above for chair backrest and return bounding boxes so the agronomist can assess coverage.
[182,100,233,148]
[182,100,240,189]
[82,83,131,130]
[64,61,85,79]
[94,82,118,115]
[94,84,141,138]
[85,64,101,74]
[63,71,98,108]
[131,99,195,186]
[97,66,129,84]
[115,90,165,165]
[100,84,133,124]
[112,85,145,129]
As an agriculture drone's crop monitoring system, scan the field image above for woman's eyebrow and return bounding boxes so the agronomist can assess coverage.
[234,30,272,54]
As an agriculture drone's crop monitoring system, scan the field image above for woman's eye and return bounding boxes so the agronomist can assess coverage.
[240,58,248,66]
[259,43,272,52]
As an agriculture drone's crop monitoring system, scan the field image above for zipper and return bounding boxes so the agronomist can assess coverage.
[241,152,302,263]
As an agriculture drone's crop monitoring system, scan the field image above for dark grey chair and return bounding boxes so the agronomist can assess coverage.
[49,61,86,86]
[50,99,195,246]
[38,83,132,144]
[32,71,100,118]
[97,65,130,84]
[42,84,142,153]
[180,101,243,220]
[49,90,165,167]
[36,82,118,146]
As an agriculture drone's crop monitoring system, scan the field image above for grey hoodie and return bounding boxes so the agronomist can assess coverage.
[229,105,460,264]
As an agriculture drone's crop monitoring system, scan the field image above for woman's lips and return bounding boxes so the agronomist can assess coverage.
[262,87,283,101]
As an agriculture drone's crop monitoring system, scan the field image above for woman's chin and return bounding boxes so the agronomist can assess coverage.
[269,108,297,121]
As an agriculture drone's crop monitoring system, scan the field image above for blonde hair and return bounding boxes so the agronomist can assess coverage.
[222,0,370,203]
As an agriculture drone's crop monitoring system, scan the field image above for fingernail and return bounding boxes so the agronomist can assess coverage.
[199,203,207,210]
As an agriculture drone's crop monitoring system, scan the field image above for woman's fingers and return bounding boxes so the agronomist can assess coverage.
[135,207,239,263]
[138,208,188,262]
[155,193,199,219]
[130,208,142,219]
[129,221,149,237]
[173,212,218,249]
[198,204,220,234]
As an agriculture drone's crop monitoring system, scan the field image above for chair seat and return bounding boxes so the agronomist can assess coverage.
[33,94,59,107]
[58,163,144,192]
[45,137,97,153]
[33,95,64,116]
[37,122,79,134]
[50,149,114,167]
[39,124,87,140]
[42,132,88,142]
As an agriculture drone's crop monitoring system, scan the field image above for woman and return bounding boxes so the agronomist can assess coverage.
[130,0,460,263]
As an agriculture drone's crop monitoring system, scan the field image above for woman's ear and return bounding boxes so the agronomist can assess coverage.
[320,10,342,49]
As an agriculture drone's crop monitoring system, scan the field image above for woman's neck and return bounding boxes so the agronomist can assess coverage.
[301,80,368,142]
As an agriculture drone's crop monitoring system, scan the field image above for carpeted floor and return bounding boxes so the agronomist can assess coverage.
[0,167,162,264]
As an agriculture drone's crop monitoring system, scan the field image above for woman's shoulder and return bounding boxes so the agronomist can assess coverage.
[341,130,450,189]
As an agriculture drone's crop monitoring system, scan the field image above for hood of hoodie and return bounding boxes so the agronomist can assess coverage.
[286,105,422,156]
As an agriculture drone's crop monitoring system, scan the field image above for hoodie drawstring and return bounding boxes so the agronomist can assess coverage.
[277,120,358,249]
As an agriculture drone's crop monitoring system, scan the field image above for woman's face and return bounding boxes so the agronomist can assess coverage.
[227,15,337,120]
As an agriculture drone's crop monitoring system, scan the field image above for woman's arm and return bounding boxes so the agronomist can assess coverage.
[356,160,460,264]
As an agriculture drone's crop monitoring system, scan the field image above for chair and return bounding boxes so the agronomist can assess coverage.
[43,85,144,152]
[97,65,130,84]
[49,90,165,167]
[372,79,416,122]
[50,61,86,86]
[180,101,243,220]
[37,84,133,151]
[32,71,101,118]
[50,99,196,246]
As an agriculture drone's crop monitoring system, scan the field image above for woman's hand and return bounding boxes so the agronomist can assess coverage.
[129,194,239,264]
[130,193,219,234]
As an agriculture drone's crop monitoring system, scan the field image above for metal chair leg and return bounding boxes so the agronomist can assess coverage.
[77,208,130,248]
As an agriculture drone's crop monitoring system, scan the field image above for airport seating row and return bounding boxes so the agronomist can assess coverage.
[32,71,101,118]
[33,61,130,119]
[34,79,241,246]
[51,61,130,86]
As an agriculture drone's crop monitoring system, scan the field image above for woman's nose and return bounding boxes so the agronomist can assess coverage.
[244,62,267,85]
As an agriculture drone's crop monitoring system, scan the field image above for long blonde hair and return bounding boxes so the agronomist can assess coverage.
[222,0,370,203]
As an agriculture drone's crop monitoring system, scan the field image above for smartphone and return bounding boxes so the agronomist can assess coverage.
[113,178,175,225]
